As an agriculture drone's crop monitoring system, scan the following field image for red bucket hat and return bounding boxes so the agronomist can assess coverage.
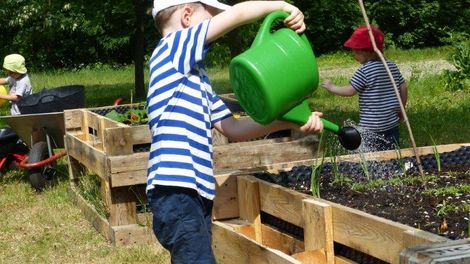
[344,25,384,52]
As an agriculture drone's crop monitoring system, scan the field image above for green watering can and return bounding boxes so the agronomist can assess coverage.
[229,11,361,150]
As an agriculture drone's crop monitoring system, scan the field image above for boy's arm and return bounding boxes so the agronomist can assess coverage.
[322,79,357,96]
[0,78,8,85]
[214,112,323,142]
[206,1,305,43]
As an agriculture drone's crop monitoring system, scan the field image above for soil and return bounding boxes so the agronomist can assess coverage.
[255,146,470,240]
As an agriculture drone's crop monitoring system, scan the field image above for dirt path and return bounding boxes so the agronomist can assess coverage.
[319,59,454,79]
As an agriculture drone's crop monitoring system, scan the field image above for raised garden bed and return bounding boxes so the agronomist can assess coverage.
[255,145,470,240]
[212,143,470,263]
[63,102,319,246]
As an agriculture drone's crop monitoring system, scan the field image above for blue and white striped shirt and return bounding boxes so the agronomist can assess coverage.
[146,20,232,200]
[351,60,405,132]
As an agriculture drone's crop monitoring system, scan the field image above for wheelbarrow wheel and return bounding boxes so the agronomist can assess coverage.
[28,141,54,191]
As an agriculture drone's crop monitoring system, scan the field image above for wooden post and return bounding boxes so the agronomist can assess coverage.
[238,177,262,243]
[302,199,334,264]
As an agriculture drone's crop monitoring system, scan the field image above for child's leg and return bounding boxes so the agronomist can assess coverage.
[147,186,215,264]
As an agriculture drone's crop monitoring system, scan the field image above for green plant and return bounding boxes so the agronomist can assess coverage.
[428,133,441,172]
[444,39,470,91]
[106,104,148,125]
[358,151,370,180]
[310,133,325,197]
[435,201,459,217]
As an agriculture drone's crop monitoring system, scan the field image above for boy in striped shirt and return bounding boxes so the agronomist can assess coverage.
[322,26,408,151]
[147,1,324,262]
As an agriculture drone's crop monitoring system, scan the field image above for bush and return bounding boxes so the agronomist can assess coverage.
[444,39,470,91]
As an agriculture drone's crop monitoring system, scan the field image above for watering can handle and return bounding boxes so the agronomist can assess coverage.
[252,11,309,48]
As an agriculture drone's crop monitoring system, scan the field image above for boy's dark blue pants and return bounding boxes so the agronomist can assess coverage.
[147,186,215,264]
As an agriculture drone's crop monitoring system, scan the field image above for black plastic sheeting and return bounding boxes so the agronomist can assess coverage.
[256,146,470,189]
[18,85,85,114]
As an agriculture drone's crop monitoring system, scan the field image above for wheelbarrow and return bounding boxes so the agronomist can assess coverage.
[0,85,85,190]
[0,113,69,190]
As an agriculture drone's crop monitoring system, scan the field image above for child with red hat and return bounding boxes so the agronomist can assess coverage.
[322,25,408,151]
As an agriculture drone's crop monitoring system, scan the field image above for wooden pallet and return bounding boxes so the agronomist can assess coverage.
[63,105,319,246]
[212,174,450,264]
[211,143,470,263]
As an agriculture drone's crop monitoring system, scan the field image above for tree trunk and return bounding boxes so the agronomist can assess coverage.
[226,0,244,57]
[133,0,145,100]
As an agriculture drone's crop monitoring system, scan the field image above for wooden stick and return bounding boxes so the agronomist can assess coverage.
[356,0,425,177]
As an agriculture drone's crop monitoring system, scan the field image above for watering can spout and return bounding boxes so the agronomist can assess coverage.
[315,117,362,150]
[337,126,362,150]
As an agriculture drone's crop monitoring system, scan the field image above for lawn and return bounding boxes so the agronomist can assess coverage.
[0,46,469,263]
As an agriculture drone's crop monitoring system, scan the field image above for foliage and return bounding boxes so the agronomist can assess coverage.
[444,40,470,91]
[2,0,470,69]
[105,105,148,125]
[368,0,470,49]
[0,0,149,69]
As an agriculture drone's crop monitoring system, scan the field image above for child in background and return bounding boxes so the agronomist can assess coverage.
[147,0,324,263]
[0,54,32,115]
[322,25,407,151]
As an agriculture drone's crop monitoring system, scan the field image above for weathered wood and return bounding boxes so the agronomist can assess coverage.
[213,135,318,171]
[253,178,447,264]
[104,126,150,155]
[212,221,302,264]
[108,186,137,226]
[65,134,107,180]
[64,109,84,133]
[112,224,155,246]
[213,172,242,220]
[302,199,334,264]
[238,177,262,243]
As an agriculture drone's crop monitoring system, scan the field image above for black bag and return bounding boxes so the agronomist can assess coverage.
[18,85,85,114]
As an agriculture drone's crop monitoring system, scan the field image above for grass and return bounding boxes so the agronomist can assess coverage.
[0,160,169,263]
[0,46,467,263]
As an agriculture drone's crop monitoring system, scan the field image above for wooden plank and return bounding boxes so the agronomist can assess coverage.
[64,109,85,132]
[65,133,107,180]
[212,221,302,264]
[108,152,148,173]
[222,219,304,256]
[213,173,241,220]
[111,224,155,246]
[260,224,304,256]
[253,178,448,264]
[213,136,318,171]
[109,170,147,187]
[108,186,137,226]
[108,152,148,187]
[238,177,262,243]
[68,185,112,242]
[104,126,150,155]
[257,176,306,227]
[302,199,334,264]
[321,199,447,264]
[242,143,470,175]
[291,250,327,264]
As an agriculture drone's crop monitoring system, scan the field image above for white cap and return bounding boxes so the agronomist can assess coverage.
[152,0,231,18]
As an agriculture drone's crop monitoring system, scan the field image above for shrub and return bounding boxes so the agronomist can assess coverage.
[444,39,470,91]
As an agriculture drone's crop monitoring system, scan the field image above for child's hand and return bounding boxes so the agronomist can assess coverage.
[299,111,323,134]
[282,4,305,33]
[322,79,334,91]
[397,110,404,122]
